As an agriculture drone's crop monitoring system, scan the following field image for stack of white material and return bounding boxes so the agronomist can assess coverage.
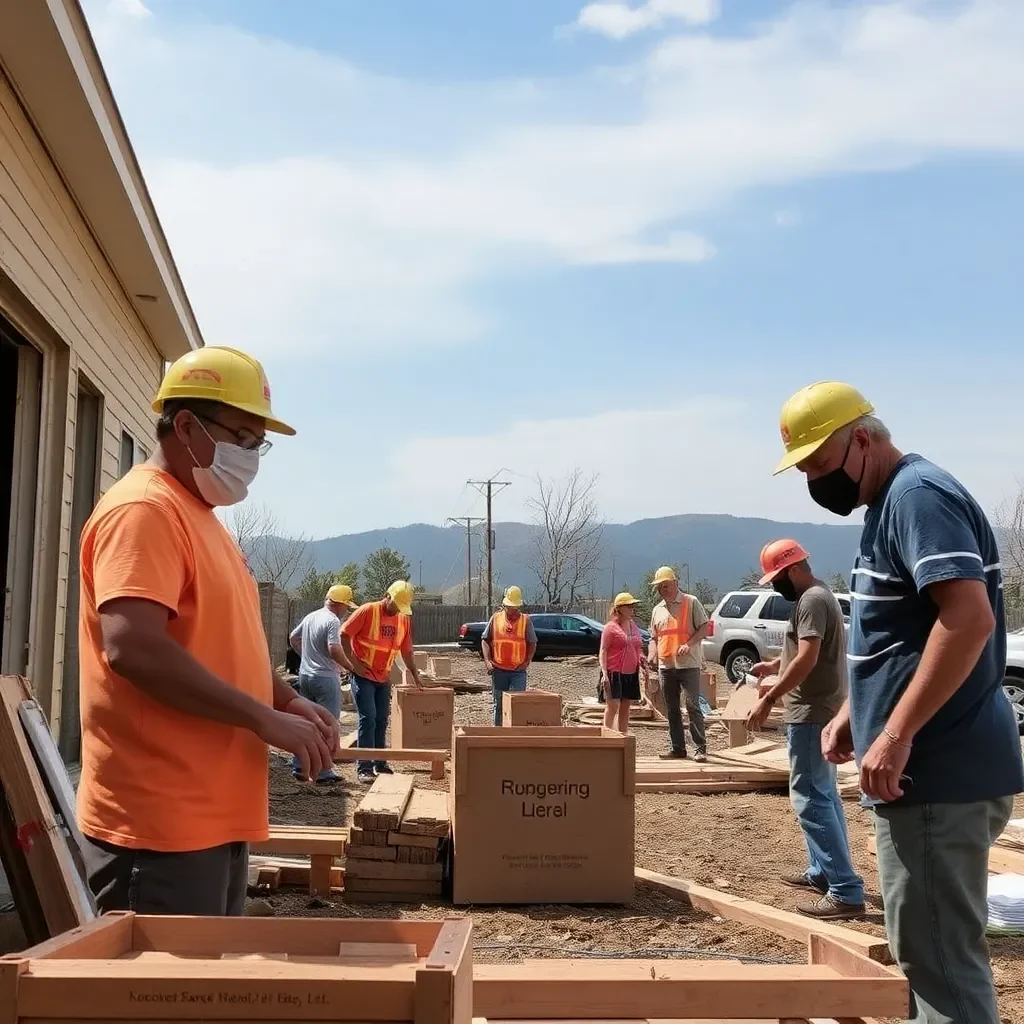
[987,872,1024,934]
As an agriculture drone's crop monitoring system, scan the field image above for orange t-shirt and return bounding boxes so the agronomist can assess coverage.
[341,601,408,683]
[76,464,272,852]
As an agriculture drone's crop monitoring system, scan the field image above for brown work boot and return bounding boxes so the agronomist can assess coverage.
[659,749,687,760]
[780,872,828,894]
[796,893,865,920]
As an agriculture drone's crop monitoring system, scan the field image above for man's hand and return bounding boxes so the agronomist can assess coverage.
[255,707,334,781]
[749,661,776,679]
[821,715,855,764]
[860,730,911,803]
[676,643,690,658]
[746,695,774,731]
[483,660,494,675]
[647,656,658,672]
[287,695,340,752]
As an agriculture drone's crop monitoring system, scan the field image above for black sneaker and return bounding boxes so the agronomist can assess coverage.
[659,750,687,760]
[357,770,376,784]
[375,764,394,775]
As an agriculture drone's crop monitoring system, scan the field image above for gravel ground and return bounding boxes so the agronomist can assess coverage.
[264,650,1024,1023]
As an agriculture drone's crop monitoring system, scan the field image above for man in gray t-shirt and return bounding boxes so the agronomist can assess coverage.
[747,540,864,921]
[287,584,358,783]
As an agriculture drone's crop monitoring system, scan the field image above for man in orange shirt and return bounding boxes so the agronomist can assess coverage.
[77,347,339,917]
[340,581,424,783]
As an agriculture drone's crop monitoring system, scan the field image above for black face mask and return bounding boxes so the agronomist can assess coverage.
[807,434,864,517]
[773,572,797,602]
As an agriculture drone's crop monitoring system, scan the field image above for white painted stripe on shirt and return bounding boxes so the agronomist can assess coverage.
[984,562,1002,573]
[849,592,905,602]
[847,641,904,663]
[851,566,898,582]
[911,551,983,574]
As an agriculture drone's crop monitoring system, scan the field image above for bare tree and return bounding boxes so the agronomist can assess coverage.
[994,486,1024,588]
[224,502,313,587]
[526,468,604,606]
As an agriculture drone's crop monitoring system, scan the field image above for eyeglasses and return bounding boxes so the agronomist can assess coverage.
[197,415,272,456]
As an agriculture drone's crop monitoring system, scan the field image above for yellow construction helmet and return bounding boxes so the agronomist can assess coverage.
[152,347,296,435]
[502,585,524,608]
[651,566,678,587]
[387,580,414,615]
[774,381,873,475]
[326,584,358,609]
[612,591,639,609]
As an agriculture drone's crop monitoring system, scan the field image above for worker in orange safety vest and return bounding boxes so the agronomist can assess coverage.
[340,580,425,783]
[647,566,711,762]
[481,585,537,725]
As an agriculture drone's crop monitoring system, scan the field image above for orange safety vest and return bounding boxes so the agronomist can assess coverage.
[655,595,692,662]
[351,601,409,681]
[490,610,529,670]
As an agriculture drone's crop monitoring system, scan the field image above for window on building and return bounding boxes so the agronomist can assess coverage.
[119,430,149,478]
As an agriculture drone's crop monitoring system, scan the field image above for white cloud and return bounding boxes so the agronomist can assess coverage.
[773,208,801,228]
[576,0,720,40]
[83,0,1024,360]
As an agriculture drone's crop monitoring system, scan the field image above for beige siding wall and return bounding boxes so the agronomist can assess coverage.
[0,67,163,731]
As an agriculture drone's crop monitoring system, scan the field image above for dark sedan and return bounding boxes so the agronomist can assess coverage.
[458,612,650,660]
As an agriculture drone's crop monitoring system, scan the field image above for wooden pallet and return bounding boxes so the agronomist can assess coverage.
[250,825,348,895]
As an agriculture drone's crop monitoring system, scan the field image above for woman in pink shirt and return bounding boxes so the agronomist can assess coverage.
[599,592,645,733]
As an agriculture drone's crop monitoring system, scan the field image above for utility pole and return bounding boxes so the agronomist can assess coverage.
[446,516,484,604]
[468,476,510,615]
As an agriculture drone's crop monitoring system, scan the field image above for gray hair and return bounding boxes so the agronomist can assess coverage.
[838,414,891,444]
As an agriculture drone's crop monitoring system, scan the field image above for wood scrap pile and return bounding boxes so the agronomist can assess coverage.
[715,737,861,799]
[344,775,450,902]
[636,756,789,794]
[563,697,666,728]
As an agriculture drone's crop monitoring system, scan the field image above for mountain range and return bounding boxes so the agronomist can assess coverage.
[305,514,863,600]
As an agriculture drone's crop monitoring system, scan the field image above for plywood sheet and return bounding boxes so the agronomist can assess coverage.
[353,774,415,831]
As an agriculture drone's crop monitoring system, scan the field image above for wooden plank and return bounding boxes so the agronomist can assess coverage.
[10,912,132,960]
[335,748,447,766]
[346,844,399,862]
[389,831,440,850]
[353,774,416,831]
[397,846,439,865]
[351,827,391,847]
[472,961,907,1020]
[338,942,419,962]
[635,869,892,965]
[343,891,440,904]
[252,825,348,857]
[635,781,787,795]
[345,877,443,895]
[345,859,443,881]
[247,856,343,889]
[400,788,450,837]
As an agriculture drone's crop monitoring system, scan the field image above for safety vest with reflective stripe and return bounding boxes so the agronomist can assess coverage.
[351,601,409,681]
[490,610,529,670]
[655,595,692,662]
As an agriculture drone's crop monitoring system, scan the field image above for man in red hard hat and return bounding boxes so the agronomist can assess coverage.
[746,539,864,920]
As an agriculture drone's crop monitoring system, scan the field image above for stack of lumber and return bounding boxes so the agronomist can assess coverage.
[343,775,450,903]
[713,738,861,798]
[636,756,789,794]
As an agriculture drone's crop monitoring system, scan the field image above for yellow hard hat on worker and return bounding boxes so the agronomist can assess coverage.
[773,381,873,475]
[612,592,639,610]
[651,566,678,587]
[387,580,414,615]
[502,585,524,608]
[152,346,296,435]
[326,584,358,609]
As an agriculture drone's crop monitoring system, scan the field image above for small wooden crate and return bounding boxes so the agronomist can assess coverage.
[501,689,562,727]
[451,726,634,905]
[0,913,473,1024]
[392,686,455,750]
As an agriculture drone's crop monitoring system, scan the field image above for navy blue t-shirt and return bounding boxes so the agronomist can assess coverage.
[847,454,1024,807]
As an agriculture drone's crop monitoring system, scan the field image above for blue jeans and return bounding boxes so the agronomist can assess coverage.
[351,674,391,774]
[787,723,864,906]
[874,797,1013,1024]
[491,669,527,726]
[290,672,341,782]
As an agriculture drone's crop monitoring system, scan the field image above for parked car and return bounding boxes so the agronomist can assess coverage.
[701,589,852,684]
[458,612,650,660]
[1006,629,1024,733]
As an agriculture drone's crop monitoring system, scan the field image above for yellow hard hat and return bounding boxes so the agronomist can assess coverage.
[612,592,639,610]
[387,580,414,615]
[651,566,678,587]
[773,381,873,475]
[152,346,295,435]
[502,585,524,608]
[326,584,357,609]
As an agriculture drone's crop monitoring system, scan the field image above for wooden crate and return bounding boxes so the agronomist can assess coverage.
[392,686,455,751]
[1,913,473,1024]
[451,726,634,905]
[500,690,562,727]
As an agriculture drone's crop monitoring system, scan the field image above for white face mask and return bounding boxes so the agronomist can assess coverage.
[187,422,260,507]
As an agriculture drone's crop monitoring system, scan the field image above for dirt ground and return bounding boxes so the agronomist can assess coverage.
[264,650,1024,1024]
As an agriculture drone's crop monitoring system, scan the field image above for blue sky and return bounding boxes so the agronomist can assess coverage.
[84,0,1024,539]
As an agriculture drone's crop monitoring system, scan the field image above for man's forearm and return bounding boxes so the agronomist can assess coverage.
[690,623,709,645]
[886,619,991,742]
[110,631,270,732]
[766,650,815,701]
[340,635,373,678]
[524,642,536,667]
[272,671,299,712]
[481,639,493,664]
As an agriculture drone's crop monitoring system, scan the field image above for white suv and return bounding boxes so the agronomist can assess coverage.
[702,589,851,684]
[1006,629,1024,732]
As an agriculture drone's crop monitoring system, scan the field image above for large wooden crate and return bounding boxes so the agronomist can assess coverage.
[0,913,473,1024]
[501,689,562,727]
[392,686,455,750]
[451,726,635,905]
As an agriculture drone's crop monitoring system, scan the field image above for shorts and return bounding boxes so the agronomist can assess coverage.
[605,670,641,701]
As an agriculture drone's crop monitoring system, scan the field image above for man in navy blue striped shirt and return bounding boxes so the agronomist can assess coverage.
[774,381,1023,1024]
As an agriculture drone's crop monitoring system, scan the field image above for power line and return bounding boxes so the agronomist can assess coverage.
[446,516,485,604]
[468,475,511,614]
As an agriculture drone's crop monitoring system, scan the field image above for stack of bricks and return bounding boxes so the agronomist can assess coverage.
[343,774,450,903]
